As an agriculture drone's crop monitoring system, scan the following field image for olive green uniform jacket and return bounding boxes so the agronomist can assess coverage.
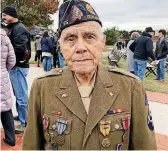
[23,64,156,150]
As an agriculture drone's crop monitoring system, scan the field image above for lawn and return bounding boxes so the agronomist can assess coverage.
[101,54,168,94]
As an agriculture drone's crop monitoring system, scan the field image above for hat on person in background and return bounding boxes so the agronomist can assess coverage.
[145,27,155,33]
[2,6,17,18]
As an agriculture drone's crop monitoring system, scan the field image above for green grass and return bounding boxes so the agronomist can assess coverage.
[104,45,114,52]
[101,55,168,94]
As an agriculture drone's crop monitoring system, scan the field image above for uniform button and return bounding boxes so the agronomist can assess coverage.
[59,70,63,73]
[101,138,111,148]
[62,93,68,98]
[115,124,120,129]
[56,135,65,146]
[109,92,113,96]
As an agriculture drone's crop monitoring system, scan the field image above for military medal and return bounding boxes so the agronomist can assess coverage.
[122,132,129,143]
[43,115,49,131]
[101,138,111,148]
[52,111,62,116]
[117,144,122,151]
[122,116,130,131]
[56,119,68,135]
[51,143,57,150]
[106,108,125,115]
[52,124,56,130]
[100,120,111,136]
[56,135,65,146]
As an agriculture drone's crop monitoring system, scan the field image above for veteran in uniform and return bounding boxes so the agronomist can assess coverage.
[23,0,157,150]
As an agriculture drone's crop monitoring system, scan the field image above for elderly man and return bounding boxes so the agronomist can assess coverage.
[23,0,156,150]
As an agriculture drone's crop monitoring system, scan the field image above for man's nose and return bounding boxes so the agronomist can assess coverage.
[75,39,87,54]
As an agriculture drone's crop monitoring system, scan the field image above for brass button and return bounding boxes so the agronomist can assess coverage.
[62,93,68,98]
[56,135,65,146]
[101,138,111,148]
[115,124,120,130]
[109,92,113,96]
[59,70,63,73]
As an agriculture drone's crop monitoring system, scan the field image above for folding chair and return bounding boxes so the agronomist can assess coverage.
[165,57,168,72]
[108,50,122,67]
[145,62,157,77]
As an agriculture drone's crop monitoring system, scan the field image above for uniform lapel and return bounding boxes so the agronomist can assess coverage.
[55,67,87,123]
[82,65,120,148]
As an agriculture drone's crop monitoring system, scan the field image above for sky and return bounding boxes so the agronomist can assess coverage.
[51,0,168,31]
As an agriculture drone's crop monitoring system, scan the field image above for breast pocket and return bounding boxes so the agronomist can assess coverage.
[98,113,131,150]
[43,114,72,150]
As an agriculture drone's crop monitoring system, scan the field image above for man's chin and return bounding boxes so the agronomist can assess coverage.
[71,66,96,75]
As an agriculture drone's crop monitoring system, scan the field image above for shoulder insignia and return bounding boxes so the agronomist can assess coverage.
[37,69,63,79]
[107,66,140,80]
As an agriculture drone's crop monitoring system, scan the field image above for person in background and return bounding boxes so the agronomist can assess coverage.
[0,27,16,146]
[155,29,168,82]
[130,27,157,80]
[2,6,31,134]
[57,44,65,68]
[51,31,59,68]
[34,34,42,67]
[41,31,53,72]
[126,32,140,74]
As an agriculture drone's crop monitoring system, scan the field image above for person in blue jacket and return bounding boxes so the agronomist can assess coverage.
[41,31,53,72]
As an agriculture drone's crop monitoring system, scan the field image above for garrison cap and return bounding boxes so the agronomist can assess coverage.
[58,0,102,36]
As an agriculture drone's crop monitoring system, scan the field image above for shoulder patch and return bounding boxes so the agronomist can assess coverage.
[108,66,140,80]
[37,69,63,79]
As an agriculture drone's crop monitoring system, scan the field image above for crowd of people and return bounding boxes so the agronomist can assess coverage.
[126,27,168,81]
[0,0,167,149]
[34,30,65,71]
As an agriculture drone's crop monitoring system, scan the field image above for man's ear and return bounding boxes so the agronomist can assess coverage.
[102,35,106,44]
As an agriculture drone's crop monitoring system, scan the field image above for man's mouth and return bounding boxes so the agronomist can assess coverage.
[72,59,92,62]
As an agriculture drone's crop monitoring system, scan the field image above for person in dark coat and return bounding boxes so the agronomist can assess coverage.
[41,31,53,72]
[155,29,168,82]
[129,27,157,80]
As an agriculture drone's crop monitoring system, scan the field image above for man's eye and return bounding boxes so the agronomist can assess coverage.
[67,37,75,42]
[86,34,94,40]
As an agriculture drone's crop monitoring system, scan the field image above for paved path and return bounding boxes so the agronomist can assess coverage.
[1,66,168,150]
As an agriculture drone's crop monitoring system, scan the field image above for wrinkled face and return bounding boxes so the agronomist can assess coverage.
[59,21,106,74]
[2,13,14,24]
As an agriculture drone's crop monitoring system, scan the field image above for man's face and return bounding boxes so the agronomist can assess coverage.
[2,13,14,24]
[148,32,154,36]
[59,21,106,74]
[158,32,163,39]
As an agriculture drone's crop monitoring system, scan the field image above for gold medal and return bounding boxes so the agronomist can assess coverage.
[56,135,65,146]
[101,138,111,148]
[100,120,111,136]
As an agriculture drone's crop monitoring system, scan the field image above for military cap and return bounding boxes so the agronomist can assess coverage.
[58,0,102,35]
